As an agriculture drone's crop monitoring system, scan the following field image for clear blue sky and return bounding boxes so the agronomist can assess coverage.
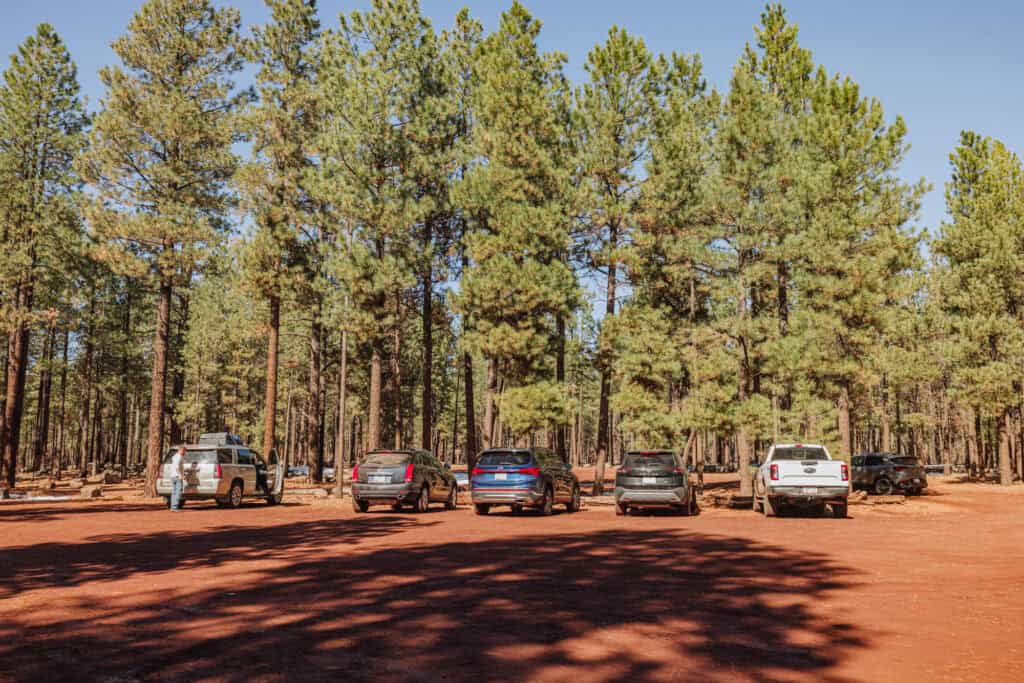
[4,0,1023,233]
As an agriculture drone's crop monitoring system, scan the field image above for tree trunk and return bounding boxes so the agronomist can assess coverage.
[368,344,382,451]
[54,328,69,478]
[482,359,497,450]
[32,321,56,473]
[262,295,280,457]
[2,280,34,487]
[391,294,402,450]
[145,278,172,497]
[169,288,189,447]
[117,291,131,477]
[555,313,567,462]
[421,259,433,450]
[593,244,617,495]
[334,326,348,498]
[999,409,1013,486]
[307,313,322,482]
[463,352,477,471]
[837,381,852,460]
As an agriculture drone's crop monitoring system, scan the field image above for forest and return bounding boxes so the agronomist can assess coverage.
[2,0,1023,499]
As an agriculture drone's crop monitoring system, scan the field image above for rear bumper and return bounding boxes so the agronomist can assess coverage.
[769,486,849,505]
[156,479,223,497]
[894,475,928,490]
[471,487,545,506]
[614,486,688,507]
[351,482,415,503]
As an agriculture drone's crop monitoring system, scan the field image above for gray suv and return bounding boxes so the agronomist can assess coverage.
[351,450,458,513]
[851,453,928,495]
[155,433,284,508]
[614,450,697,515]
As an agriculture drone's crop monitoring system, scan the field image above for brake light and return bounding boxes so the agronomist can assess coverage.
[618,467,630,475]
[214,463,222,479]
[353,463,359,481]
[471,467,482,477]
[770,464,779,481]
[893,466,907,472]
[841,463,849,481]
[404,463,414,482]
[517,467,540,476]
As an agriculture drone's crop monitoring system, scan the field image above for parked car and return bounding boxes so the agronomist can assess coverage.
[752,443,849,518]
[350,449,458,513]
[470,447,581,516]
[453,470,469,491]
[287,465,309,478]
[851,453,928,495]
[156,434,284,508]
[614,450,697,516]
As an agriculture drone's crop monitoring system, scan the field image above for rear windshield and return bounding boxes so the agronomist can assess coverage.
[162,449,225,465]
[772,447,828,461]
[364,452,412,466]
[625,452,676,468]
[478,451,532,466]
[892,456,919,466]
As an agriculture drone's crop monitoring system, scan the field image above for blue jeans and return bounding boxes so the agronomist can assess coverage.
[170,477,183,510]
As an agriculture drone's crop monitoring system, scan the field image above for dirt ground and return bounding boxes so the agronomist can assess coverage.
[1,475,1022,682]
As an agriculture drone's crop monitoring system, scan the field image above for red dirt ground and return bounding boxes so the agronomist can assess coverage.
[1,476,1022,682]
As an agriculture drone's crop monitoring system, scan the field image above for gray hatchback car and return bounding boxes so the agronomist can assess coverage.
[851,453,928,495]
[351,449,458,513]
[614,450,697,515]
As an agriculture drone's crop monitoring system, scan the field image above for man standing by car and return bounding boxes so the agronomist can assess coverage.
[170,446,186,511]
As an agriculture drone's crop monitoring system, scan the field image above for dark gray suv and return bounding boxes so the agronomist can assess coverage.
[614,450,697,516]
[851,453,928,495]
[351,450,458,513]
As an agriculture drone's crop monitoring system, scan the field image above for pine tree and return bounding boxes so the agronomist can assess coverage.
[455,2,578,449]
[77,0,246,496]
[0,24,86,487]
[238,0,320,459]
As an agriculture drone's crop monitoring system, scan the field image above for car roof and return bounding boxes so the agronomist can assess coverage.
[627,450,676,456]
[772,443,825,449]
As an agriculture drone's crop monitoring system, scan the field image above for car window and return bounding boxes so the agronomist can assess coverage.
[851,456,864,466]
[891,456,919,466]
[772,447,829,461]
[237,449,253,466]
[865,455,884,466]
[478,451,531,466]
[624,452,676,468]
[217,448,233,464]
[365,452,412,466]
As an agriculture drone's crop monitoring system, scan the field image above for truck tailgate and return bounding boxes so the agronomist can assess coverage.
[774,460,845,487]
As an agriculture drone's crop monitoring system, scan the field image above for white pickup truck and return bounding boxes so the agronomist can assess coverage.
[753,443,849,518]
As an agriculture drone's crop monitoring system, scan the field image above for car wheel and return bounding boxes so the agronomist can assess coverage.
[614,501,626,516]
[566,485,581,513]
[539,485,554,516]
[445,485,457,510]
[474,503,490,515]
[415,485,430,513]
[832,502,848,518]
[352,497,369,513]
[874,477,894,496]
[391,502,404,512]
[763,495,776,517]
[227,481,243,509]
[215,498,229,508]
[266,491,283,506]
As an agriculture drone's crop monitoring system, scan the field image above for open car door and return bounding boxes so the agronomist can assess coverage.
[267,449,285,505]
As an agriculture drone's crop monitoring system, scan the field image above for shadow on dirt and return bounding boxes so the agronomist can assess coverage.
[0,515,866,682]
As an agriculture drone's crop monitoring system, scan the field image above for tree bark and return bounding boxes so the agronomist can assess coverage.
[391,294,402,450]
[169,288,189,447]
[117,291,131,477]
[307,313,323,482]
[837,381,852,460]
[463,351,478,472]
[368,344,382,451]
[334,326,348,498]
[482,359,497,450]
[555,313,567,462]
[421,256,433,450]
[262,295,280,457]
[999,409,1013,486]
[54,328,69,478]
[593,242,617,495]
[144,277,172,497]
[2,280,34,487]
[32,320,56,473]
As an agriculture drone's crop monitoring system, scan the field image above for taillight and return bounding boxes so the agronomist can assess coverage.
[618,467,630,475]
[770,464,779,481]
[404,463,414,482]
[893,466,907,472]
[517,467,540,476]
[214,463,222,479]
[353,463,359,481]
[471,467,482,477]
[841,463,849,482]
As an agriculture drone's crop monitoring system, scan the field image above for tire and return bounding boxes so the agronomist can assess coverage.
[566,485,581,513]
[415,486,430,514]
[352,497,369,513]
[391,503,404,512]
[227,480,243,509]
[832,502,848,518]
[445,485,457,510]
[874,477,894,496]
[763,495,777,517]
[474,503,490,515]
[539,485,554,516]
[215,498,229,508]
[614,501,626,516]
[266,490,283,506]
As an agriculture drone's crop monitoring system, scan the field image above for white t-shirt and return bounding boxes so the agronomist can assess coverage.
[170,451,185,480]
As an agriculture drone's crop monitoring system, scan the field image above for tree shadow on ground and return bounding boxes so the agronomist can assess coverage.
[0,513,866,682]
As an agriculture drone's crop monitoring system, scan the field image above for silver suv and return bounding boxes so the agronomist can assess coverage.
[156,433,285,508]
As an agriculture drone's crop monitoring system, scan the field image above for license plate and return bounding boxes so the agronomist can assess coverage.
[801,487,818,494]
[494,473,507,481]
[370,475,390,484]
[913,478,921,483]
[642,477,656,485]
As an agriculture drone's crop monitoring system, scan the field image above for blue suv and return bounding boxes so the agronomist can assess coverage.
[470,447,581,515]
